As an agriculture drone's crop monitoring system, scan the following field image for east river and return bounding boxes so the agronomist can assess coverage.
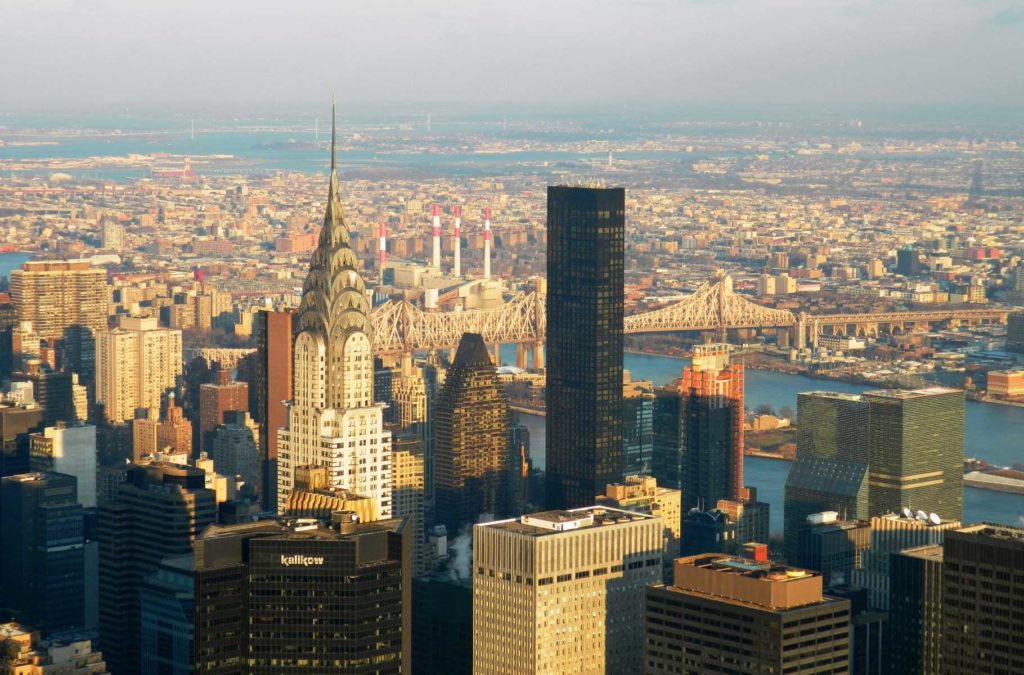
[512,350,1024,534]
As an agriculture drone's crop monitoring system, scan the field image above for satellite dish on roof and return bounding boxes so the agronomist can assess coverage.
[929,513,941,525]
[916,510,928,521]
[901,507,913,519]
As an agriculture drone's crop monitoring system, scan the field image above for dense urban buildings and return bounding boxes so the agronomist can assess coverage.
[545,186,625,510]
[596,474,681,575]
[0,622,109,674]
[276,122,392,517]
[193,514,410,674]
[792,512,871,586]
[434,332,511,534]
[785,386,966,559]
[473,507,661,674]
[98,462,216,674]
[941,524,1024,674]
[645,555,851,673]
[2,46,1024,675]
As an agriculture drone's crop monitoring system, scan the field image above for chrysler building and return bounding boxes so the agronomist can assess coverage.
[276,101,391,516]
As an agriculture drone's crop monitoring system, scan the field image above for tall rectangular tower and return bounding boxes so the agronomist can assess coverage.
[254,308,292,512]
[545,186,624,509]
[0,471,85,635]
[784,391,870,559]
[941,524,1024,674]
[434,332,511,533]
[863,387,964,521]
[677,344,744,510]
[887,544,944,675]
[94,315,182,424]
[98,462,216,674]
[473,507,661,674]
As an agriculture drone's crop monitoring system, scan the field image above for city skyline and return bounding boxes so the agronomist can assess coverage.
[2,3,1024,669]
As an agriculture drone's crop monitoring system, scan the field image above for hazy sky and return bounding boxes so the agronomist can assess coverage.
[2,0,1023,109]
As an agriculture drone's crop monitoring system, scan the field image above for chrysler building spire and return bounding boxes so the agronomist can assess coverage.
[277,99,391,517]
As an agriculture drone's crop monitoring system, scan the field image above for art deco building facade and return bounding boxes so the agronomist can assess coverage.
[645,555,851,673]
[9,260,108,340]
[276,112,391,516]
[95,315,182,423]
[435,332,510,533]
[193,515,410,674]
[545,186,625,509]
[473,507,662,674]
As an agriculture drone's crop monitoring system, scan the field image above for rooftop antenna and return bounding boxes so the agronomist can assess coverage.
[331,92,337,173]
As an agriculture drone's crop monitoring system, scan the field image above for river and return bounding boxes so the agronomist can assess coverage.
[506,348,1024,534]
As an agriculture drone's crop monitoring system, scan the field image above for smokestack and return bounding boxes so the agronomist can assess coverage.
[453,204,462,277]
[484,207,492,280]
[378,222,386,282]
[432,203,441,271]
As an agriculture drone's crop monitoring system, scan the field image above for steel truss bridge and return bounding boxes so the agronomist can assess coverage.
[196,276,1012,370]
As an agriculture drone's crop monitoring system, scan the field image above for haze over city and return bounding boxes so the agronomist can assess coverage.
[2,0,1024,110]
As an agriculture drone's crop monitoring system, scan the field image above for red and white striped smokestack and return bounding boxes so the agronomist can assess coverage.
[378,222,387,268]
[484,207,492,280]
[453,205,462,278]
[431,203,441,271]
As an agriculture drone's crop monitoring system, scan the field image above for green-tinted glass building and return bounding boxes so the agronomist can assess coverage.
[784,392,870,559]
[863,387,964,521]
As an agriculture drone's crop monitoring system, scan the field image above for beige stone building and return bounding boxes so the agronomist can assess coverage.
[473,507,662,674]
[10,260,108,339]
[597,475,681,577]
[391,434,428,575]
[95,316,182,423]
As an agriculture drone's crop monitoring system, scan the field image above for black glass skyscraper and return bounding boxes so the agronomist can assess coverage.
[194,514,410,674]
[545,186,624,509]
[0,471,84,634]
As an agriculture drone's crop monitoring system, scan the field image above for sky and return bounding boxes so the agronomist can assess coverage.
[1,0,1023,111]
